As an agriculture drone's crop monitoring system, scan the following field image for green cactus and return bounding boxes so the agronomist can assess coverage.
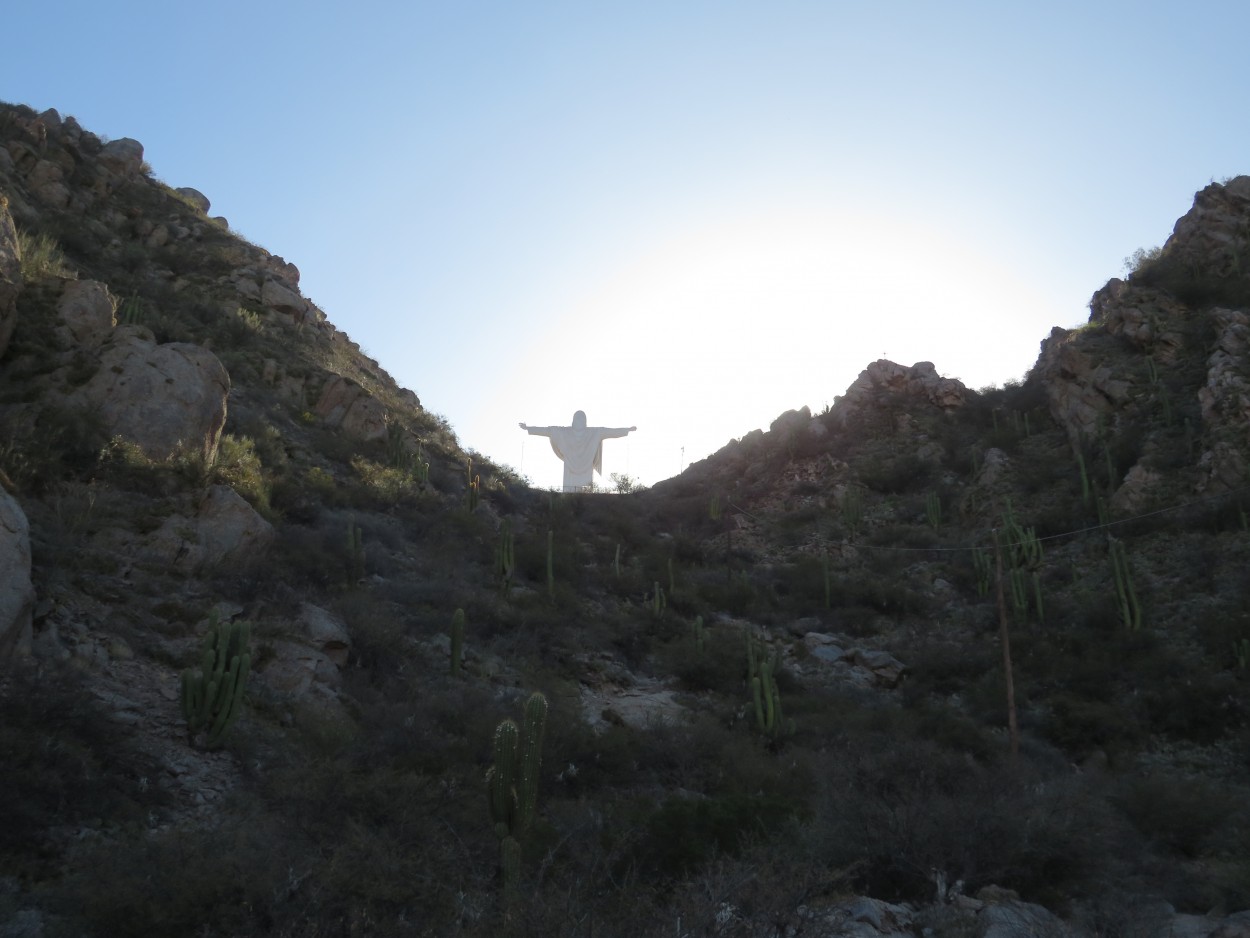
[668,555,676,594]
[709,493,723,521]
[746,631,788,739]
[345,520,364,585]
[1109,537,1142,631]
[651,581,666,616]
[925,491,942,529]
[822,552,832,610]
[496,521,516,597]
[1233,638,1249,670]
[486,691,549,900]
[450,608,465,677]
[180,614,251,749]
[972,547,992,598]
[692,615,706,654]
[465,458,481,512]
[613,541,622,577]
[1000,502,1044,624]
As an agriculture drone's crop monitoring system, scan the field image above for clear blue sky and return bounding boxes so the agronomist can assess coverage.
[4,1,1248,488]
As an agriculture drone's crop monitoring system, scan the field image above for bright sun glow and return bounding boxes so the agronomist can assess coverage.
[499,208,1063,490]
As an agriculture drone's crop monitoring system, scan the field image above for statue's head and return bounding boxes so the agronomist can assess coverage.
[572,410,587,429]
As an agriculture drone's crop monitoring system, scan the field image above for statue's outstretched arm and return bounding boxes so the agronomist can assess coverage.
[520,422,554,437]
[598,426,637,439]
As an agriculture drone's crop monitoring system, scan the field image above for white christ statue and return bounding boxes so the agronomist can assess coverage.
[520,411,637,492]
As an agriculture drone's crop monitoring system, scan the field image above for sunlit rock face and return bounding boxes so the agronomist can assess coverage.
[72,325,230,463]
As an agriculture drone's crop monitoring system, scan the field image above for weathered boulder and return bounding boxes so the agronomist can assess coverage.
[27,159,71,208]
[175,187,210,213]
[98,137,144,176]
[55,279,115,348]
[1035,327,1133,449]
[74,325,229,463]
[0,196,22,358]
[297,603,351,666]
[1200,307,1250,427]
[260,277,309,319]
[0,487,34,660]
[980,899,1073,938]
[1157,175,1250,282]
[145,484,274,573]
[314,374,386,442]
[838,360,968,425]
[1089,278,1186,361]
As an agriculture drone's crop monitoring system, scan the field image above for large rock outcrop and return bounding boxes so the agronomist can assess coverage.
[73,324,229,463]
[314,374,387,442]
[0,487,34,660]
[837,360,969,425]
[0,196,22,358]
[145,484,275,573]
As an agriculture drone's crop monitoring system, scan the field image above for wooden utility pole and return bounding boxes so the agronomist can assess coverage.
[992,528,1020,758]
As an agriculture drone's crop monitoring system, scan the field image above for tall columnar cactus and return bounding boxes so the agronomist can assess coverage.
[613,542,622,577]
[651,581,666,616]
[1233,638,1249,670]
[346,520,365,584]
[465,458,481,512]
[692,615,706,654]
[486,691,549,899]
[972,547,992,598]
[822,552,832,610]
[450,608,465,677]
[1109,537,1142,631]
[1001,501,1044,624]
[926,492,942,529]
[746,631,786,739]
[496,521,516,597]
[181,614,251,749]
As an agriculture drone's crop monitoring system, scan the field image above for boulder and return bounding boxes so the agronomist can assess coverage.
[74,325,229,463]
[314,375,386,442]
[260,277,309,319]
[98,137,144,176]
[27,159,70,208]
[174,187,210,213]
[838,359,968,425]
[1035,327,1133,449]
[0,197,22,358]
[55,279,115,348]
[980,899,1073,938]
[297,603,351,666]
[145,484,275,573]
[0,487,34,660]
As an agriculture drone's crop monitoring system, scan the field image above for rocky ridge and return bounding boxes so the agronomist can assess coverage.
[1,101,1249,937]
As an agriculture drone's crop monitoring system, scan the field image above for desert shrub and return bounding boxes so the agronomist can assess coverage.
[806,737,1135,904]
[0,665,167,878]
[0,402,110,493]
[212,433,271,514]
[626,792,802,880]
[659,622,746,692]
[1112,773,1243,859]
[16,227,75,279]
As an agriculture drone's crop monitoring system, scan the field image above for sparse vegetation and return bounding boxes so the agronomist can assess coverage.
[2,101,1249,935]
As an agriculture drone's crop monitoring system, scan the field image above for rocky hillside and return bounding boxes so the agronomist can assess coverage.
[2,101,1249,938]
